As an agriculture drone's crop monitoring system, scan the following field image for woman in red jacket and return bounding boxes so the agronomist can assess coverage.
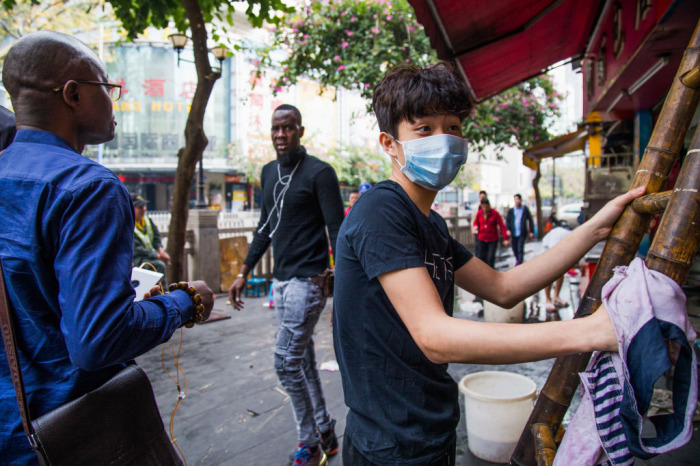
[472,199,510,268]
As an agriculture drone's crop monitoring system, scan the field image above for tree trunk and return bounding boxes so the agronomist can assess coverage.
[533,163,543,239]
[166,0,221,282]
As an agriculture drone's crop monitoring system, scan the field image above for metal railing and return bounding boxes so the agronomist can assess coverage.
[148,208,474,282]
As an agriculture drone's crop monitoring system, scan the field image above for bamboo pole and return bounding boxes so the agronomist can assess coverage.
[510,20,700,466]
[681,66,700,89]
[645,132,700,282]
[531,424,556,466]
[630,190,672,215]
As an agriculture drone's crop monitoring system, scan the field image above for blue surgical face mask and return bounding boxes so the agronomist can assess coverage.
[392,134,468,191]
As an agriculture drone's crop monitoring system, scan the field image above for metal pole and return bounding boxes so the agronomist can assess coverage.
[552,159,556,207]
[195,156,207,208]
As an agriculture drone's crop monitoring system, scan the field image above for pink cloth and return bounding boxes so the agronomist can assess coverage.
[555,258,697,465]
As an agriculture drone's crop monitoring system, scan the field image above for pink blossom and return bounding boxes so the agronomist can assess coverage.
[341,41,349,48]
[303,34,309,39]
[292,27,298,33]
[407,26,416,33]
[373,13,378,19]
[369,34,374,38]
[345,29,354,37]
[364,83,370,88]
[493,116,500,122]
[351,16,357,22]
[371,27,379,33]
[337,65,346,71]
[340,11,346,17]
[334,55,340,62]
[387,15,393,20]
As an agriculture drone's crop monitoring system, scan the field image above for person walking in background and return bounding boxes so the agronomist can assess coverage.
[0,31,214,463]
[228,104,344,466]
[541,225,573,316]
[344,191,359,216]
[506,193,535,266]
[0,105,16,150]
[473,198,509,268]
[472,190,488,252]
[132,192,170,286]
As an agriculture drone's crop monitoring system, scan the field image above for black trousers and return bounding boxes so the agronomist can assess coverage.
[342,431,456,465]
[476,240,498,268]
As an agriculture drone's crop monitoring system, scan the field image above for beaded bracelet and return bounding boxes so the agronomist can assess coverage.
[168,282,205,328]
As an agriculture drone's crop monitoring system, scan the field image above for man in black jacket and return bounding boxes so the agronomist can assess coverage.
[506,194,535,266]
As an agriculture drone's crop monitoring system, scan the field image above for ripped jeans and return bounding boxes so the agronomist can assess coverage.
[273,278,332,446]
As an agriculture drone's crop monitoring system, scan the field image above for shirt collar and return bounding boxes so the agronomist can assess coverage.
[14,129,77,153]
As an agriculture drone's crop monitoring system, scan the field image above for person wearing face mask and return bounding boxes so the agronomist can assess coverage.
[332,63,646,465]
[228,104,344,466]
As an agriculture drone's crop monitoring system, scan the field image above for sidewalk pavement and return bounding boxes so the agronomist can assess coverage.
[137,241,699,465]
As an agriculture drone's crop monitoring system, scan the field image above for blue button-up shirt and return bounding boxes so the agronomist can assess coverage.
[0,129,193,463]
[513,206,524,237]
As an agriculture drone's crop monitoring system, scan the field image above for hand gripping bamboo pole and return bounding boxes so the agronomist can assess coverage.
[510,20,700,466]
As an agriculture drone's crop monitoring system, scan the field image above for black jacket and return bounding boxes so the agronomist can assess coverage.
[506,206,534,237]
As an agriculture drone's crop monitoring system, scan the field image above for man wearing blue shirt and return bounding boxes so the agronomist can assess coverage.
[0,31,214,463]
[506,194,535,266]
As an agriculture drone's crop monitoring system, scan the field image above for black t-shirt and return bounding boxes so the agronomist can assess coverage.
[333,180,472,464]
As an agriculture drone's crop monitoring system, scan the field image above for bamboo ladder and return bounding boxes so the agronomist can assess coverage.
[510,19,700,466]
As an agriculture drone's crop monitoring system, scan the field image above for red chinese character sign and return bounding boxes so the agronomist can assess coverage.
[93,44,227,165]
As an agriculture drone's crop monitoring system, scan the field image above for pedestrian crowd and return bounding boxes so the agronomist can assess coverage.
[0,31,644,466]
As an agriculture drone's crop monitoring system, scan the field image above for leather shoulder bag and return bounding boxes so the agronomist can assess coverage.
[0,265,183,465]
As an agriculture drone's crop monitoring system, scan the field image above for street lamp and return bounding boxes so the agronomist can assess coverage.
[167,34,229,209]
[168,34,189,66]
[210,46,228,72]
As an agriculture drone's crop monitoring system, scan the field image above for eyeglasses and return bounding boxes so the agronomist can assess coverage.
[52,80,122,102]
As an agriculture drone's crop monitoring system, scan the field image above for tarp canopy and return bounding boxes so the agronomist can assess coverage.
[408,0,603,103]
[522,128,587,170]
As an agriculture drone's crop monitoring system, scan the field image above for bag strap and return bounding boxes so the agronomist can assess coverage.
[0,263,38,441]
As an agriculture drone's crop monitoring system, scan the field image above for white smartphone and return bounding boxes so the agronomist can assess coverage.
[131,267,163,301]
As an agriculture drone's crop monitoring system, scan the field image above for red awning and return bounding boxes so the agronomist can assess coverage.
[408,0,604,102]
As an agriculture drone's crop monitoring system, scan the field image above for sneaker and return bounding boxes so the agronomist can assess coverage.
[320,419,339,456]
[292,443,327,466]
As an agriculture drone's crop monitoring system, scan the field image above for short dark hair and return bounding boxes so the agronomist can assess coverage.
[480,199,490,206]
[514,194,522,200]
[372,62,472,138]
[274,104,302,125]
[479,190,487,196]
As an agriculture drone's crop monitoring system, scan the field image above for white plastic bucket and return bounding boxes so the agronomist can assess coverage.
[483,300,525,323]
[459,371,537,463]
